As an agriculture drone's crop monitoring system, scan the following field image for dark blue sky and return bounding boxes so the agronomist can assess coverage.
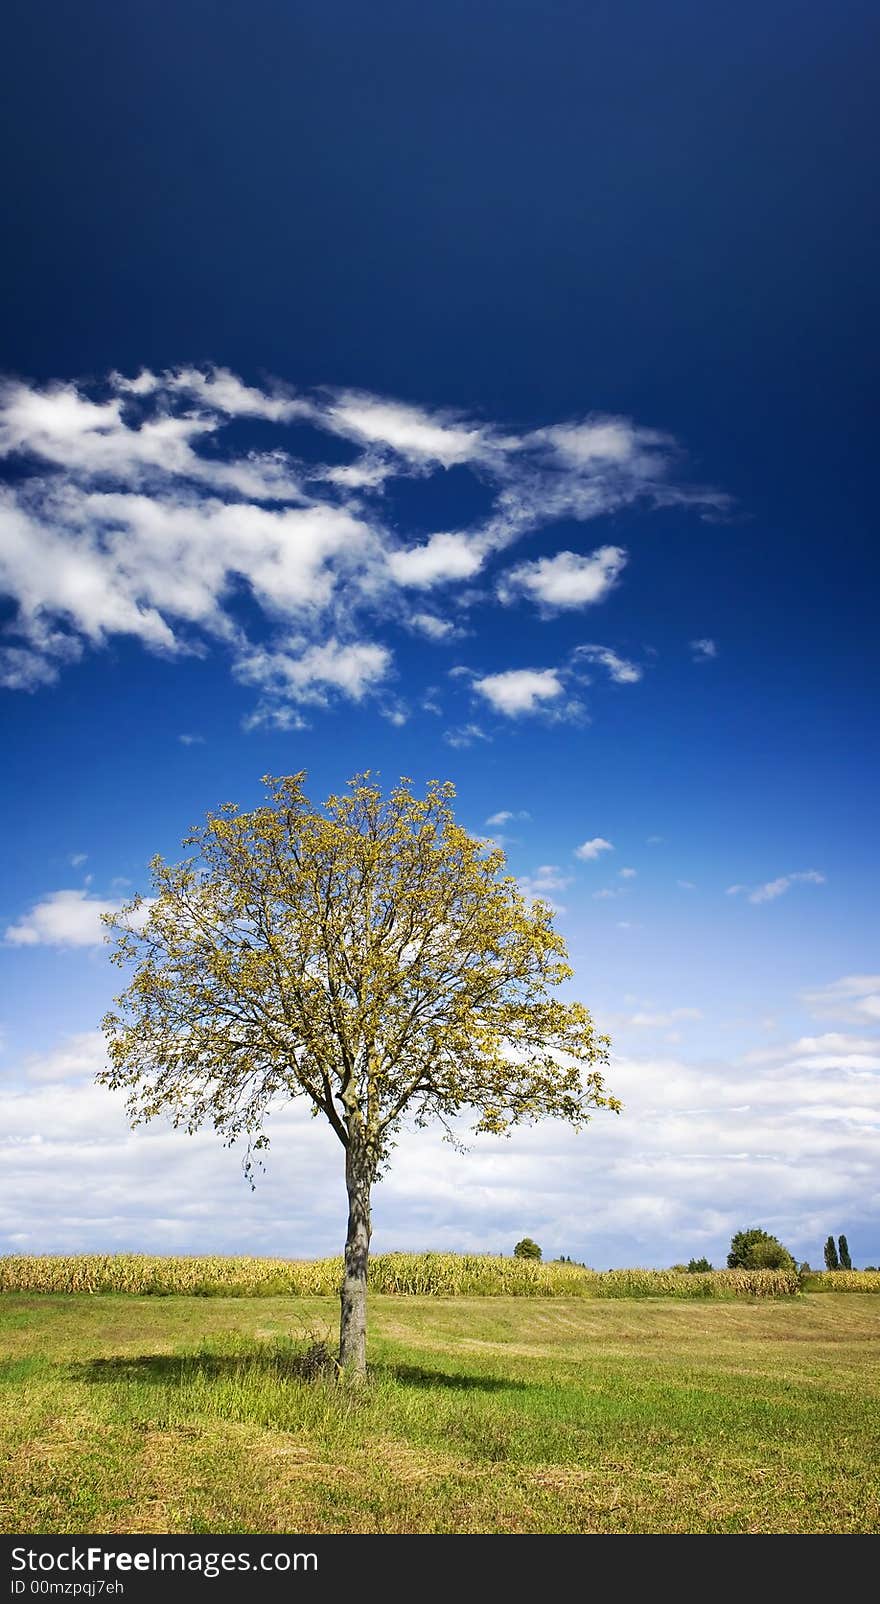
[0,0,877,1265]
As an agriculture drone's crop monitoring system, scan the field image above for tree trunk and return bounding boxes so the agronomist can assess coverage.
[339,1144,372,1379]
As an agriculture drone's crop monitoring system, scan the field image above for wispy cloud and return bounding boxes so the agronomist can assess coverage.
[802,975,880,1025]
[728,870,826,905]
[442,722,490,749]
[517,865,572,913]
[572,644,642,684]
[486,810,531,826]
[177,733,205,746]
[690,638,718,662]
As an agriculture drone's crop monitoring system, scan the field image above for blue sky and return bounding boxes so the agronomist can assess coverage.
[0,0,878,1268]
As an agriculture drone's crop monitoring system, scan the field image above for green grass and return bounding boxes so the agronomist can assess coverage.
[2,1293,878,1533]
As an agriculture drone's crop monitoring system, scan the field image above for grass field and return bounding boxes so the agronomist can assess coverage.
[1,1292,878,1534]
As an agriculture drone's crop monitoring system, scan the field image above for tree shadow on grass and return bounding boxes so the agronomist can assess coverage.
[375,1361,529,1393]
[70,1345,334,1386]
[69,1353,527,1394]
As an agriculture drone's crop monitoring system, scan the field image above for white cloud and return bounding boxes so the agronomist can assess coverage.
[593,887,623,900]
[0,369,723,722]
[677,879,696,890]
[691,638,718,661]
[4,889,142,948]
[572,644,642,684]
[387,532,484,587]
[177,733,205,746]
[69,852,88,867]
[619,867,637,879]
[486,810,531,826]
[472,667,565,718]
[575,836,614,861]
[498,545,627,611]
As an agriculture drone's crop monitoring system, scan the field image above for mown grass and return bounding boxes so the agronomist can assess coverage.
[1,1293,878,1533]
[0,1253,806,1298]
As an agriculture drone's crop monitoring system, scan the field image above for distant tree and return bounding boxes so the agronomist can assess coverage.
[687,1257,713,1273]
[514,1238,542,1260]
[824,1235,839,1271]
[838,1235,852,1270]
[727,1228,795,1271]
[798,1262,813,1277]
[100,772,617,1379]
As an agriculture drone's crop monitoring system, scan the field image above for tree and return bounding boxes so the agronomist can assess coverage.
[838,1235,852,1270]
[687,1257,713,1273]
[824,1235,839,1271]
[727,1228,794,1271]
[514,1238,542,1260]
[100,773,618,1378]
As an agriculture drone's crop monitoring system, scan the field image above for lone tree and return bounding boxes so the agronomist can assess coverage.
[100,773,618,1377]
[514,1238,542,1260]
[838,1234,852,1271]
[824,1235,840,1271]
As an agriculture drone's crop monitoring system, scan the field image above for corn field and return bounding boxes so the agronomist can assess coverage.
[801,1270,880,1293]
[0,1253,803,1298]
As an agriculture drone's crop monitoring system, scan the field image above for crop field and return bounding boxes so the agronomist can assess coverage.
[0,1253,828,1298]
[1,1290,878,1534]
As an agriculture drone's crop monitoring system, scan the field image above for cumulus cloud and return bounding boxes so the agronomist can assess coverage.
[1,1011,876,1266]
[498,545,627,611]
[387,532,484,587]
[472,667,566,718]
[575,836,614,861]
[486,810,530,826]
[0,369,723,723]
[4,889,146,948]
